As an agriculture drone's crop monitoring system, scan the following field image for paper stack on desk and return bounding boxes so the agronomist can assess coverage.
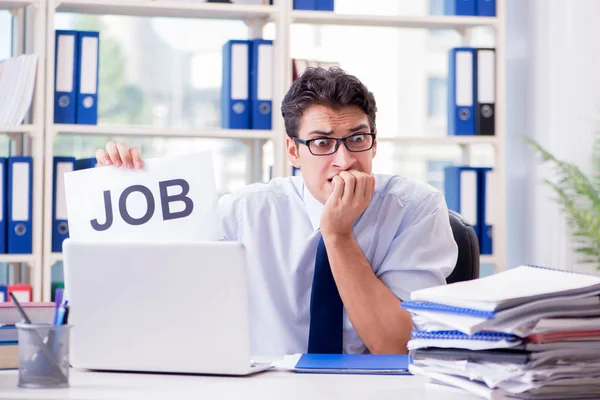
[403,265,600,400]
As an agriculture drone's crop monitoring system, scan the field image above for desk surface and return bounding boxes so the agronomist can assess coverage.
[0,369,481,399]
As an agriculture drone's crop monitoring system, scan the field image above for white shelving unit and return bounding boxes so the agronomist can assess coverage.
[37,0,506,300]
[0,0,46,301]
[41,0,289,301]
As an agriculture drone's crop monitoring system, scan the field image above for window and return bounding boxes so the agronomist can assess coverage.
[427,159,453,192]
[427,76,446,119]
[428,0,444,15]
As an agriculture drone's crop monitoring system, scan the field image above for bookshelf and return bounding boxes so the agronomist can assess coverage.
[0,0,46,301]
[37,0,506,300]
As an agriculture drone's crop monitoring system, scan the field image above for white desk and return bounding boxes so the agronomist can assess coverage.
[0,369,481,399]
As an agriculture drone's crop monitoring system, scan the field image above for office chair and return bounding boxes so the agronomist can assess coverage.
[446,209,480,284]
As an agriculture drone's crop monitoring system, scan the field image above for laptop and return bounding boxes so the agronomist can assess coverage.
[62,239,273,376]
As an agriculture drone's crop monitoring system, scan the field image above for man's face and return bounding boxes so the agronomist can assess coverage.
[286,104,377,205]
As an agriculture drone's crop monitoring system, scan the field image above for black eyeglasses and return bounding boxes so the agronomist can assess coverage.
[294,133,376,156]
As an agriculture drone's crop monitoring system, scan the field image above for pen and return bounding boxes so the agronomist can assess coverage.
[63,304,70,325]
[56,301,68,326]
[55,301,66,326]
[53,289,64,326]
[9,292,32,324]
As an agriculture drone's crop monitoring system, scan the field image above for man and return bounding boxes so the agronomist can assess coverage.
[96,67,458,357]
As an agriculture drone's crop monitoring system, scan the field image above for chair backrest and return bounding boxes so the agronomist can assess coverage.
[446,209,480,284]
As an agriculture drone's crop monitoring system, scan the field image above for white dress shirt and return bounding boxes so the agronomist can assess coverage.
[218,174,458,357]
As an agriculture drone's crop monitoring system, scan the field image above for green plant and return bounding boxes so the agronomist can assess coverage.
[525,135,600,270]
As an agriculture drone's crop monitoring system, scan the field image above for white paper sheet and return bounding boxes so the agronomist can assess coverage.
[64,151,222,242]
[410,265,600,311]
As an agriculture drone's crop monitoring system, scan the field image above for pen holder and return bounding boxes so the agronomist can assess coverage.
[15,323,72,388]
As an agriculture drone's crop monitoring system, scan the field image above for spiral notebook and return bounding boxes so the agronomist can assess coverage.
[407,330,524,351]
[409,265,600,312]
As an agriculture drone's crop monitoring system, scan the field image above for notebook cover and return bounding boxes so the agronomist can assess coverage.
[294,354,410,375]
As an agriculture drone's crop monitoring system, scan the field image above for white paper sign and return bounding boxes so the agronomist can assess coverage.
[64,151,221,242]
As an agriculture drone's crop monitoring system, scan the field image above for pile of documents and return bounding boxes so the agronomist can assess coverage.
[403,265,600,400]
[0,54,38,126]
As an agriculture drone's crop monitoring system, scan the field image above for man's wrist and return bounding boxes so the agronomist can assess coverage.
[321,230,354,245]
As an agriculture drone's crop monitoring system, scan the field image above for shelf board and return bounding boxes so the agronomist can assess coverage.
[0,0,37,9]
[0,124,41,133]
[480,255,495,264]
[376,135,497,145]
[291,11,498,30]
[53,0,278,20]
[53,124,277,140]
[0,254,35,263]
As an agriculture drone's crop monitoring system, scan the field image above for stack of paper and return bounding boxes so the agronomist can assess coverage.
[0,54,38,126]
[403,265,600,400]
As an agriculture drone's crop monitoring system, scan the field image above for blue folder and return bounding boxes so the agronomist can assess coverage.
[75,31,100,125]
[74,157,98,170]
[221,39,251,129]
[294,354,410,375]
[444,0,476,16]
[448,47,477,135]
[294,0,316,10]
[477,0,496,16]
[54,30,79,124]
[7,156,33,254]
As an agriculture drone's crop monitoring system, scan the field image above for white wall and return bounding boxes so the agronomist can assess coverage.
[506,0,600,274]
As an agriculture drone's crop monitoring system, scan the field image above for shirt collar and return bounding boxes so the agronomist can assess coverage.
[302,182,323,231]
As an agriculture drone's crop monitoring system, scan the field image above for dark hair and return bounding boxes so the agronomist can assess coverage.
[281,67,377,138]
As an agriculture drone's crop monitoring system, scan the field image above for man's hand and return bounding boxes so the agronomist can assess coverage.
[320,171,375,237]
[96,141,144,169]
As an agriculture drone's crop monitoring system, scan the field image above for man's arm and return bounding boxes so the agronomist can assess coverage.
[323,231,413,354]
[321,171,456,354]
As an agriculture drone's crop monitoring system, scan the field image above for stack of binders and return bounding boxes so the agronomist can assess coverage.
[448,47,495,136]
[53,30,100,125]
[403,265,600,399]
[444,166,493,255]
[222,39,273,130]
